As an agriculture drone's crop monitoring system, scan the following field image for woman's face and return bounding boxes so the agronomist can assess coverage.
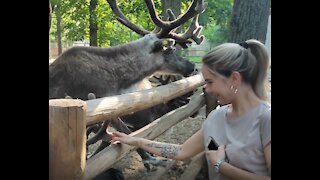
[201,64,233,105]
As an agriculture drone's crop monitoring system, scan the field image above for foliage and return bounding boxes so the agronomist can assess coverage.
[202,20,226,47]
[49,0,233,48]
[49,0,89,42]
[188,56,202,63]
[63,0,90,42]
[105,0,153,46]
[201,0,233,45]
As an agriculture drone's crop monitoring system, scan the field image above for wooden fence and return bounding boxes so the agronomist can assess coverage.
[49,74,218,180]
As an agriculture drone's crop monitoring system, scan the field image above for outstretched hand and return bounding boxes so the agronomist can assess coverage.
[111,131,140,147]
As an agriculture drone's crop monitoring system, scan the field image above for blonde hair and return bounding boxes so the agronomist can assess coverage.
[202,39,270,100]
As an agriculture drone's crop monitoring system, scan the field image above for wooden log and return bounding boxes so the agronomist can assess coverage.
[86,74,205,125]
[84,93,205,180]
[49,99,87,180]
[178,152,206,180]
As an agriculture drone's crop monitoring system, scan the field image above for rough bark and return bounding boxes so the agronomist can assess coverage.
[89,0,98,46]
[229,0,270,43]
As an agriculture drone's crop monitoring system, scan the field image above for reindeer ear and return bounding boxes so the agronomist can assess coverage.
[150,40,164,53]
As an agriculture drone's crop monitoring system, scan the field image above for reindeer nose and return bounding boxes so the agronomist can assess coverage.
[192,67,199,75]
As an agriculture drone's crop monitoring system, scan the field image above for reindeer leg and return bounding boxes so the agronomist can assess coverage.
[87,121,112,159]
[86,123,102,137]
[90,140,112,158]
[87,121,110,145]
[111,118,168,171]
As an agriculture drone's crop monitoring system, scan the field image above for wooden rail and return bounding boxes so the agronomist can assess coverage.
[86,74,205,125]
[84,93,205,179]
[49,74,207,180]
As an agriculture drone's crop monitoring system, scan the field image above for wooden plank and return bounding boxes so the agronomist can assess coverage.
[84,93,205,180]
[49,99,87,180]
[86,74,205,125]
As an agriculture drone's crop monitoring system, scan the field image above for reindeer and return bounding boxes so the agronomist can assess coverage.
[49,0,206,177]
[49,0,205,99]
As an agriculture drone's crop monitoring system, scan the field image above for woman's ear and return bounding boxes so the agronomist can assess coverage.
[230,71,241,85]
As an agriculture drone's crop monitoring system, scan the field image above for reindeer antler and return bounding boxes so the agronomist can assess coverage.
[107,0,206,48]
[106,0,150,36]
[168,15,205,48]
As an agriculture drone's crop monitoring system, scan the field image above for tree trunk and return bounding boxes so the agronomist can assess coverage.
[89,0,98,47]
[161,0,181,21]
[49,3,52,33]
[229,0,270,43]
[49,3,52,58]
[55,4,63,55]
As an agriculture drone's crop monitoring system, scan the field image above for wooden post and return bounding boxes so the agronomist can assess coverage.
[49,99,87,180]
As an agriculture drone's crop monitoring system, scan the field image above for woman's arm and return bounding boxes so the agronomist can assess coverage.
[264,142,271,175]
[112,128,205,161]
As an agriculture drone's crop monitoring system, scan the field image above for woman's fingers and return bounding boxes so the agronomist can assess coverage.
[111,131,132,144]
[111,132,125,139]
[110,132,124,143]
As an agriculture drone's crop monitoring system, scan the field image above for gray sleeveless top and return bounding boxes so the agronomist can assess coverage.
[202,101,271,180]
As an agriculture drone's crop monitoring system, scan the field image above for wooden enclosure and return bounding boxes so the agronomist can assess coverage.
[49,74,218,180]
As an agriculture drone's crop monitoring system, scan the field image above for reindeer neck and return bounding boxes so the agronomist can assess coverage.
[100,35,163,89]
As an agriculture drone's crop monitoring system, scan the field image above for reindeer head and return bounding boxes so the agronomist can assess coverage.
[107,0,206,77]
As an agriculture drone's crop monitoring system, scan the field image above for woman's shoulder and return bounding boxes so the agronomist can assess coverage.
[258,101,271,121]
[208,104,229,116]
[260,101,271,112]
[261,100,271,108]
[205,104,229,123]
[203,105,229,129]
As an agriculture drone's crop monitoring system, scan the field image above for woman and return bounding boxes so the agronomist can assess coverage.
[112,39,271,180]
